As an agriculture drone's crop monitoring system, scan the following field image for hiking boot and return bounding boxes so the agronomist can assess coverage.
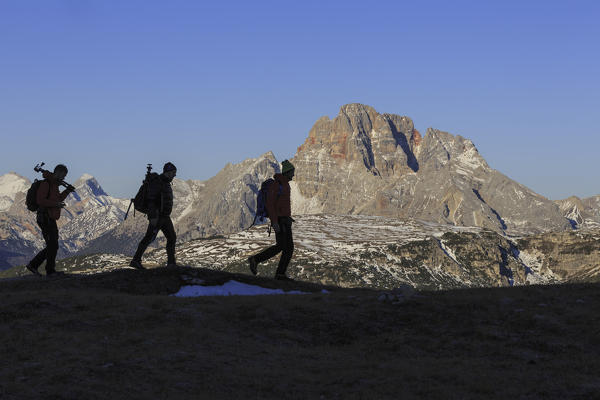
[248,256,258,275]
[46,270,66,278]
[26,263,41,276]
[274,274,293,281]
[166,263,178,268]
[129,259,145,270]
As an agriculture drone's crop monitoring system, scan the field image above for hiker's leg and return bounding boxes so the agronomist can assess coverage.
[276,221,294,276]
[29,247,47,269]
[30,213,50,269]
[44,219,59,274]
[161,217,177,264]
[133,222,157,261]
[253,229,284,263]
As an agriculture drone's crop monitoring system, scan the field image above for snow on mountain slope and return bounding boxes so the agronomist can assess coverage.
[0,173,31,211]
[0,173,130,267]
[25,214,595,291]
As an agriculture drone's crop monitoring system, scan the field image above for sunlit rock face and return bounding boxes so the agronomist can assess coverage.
[292,103,571,235]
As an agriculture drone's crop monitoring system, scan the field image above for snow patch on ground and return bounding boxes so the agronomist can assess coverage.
[172,280,309,297]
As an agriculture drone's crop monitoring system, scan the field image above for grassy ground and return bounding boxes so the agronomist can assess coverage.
[0,267,599,399]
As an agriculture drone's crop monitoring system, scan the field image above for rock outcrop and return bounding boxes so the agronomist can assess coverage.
[555,195,600,229]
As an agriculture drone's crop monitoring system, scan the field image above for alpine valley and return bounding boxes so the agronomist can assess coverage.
[2,104,599,289]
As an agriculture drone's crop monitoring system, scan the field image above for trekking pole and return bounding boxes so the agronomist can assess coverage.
[243,213,259,232]
[124,199,133,220]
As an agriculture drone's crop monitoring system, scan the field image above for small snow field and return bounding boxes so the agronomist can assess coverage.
[173,280,309,296]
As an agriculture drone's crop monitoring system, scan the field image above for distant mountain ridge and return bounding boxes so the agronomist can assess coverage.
[1,103,598,270]
[0,173,131,268]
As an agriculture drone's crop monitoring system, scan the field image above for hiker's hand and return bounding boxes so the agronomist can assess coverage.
[149,217,159,227]
[272,222,281,234]
[56,201,66,208]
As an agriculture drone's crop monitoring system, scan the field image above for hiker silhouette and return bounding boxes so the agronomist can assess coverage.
[248,160,296,280]
[130,162,178,269]
[26,164,75,276]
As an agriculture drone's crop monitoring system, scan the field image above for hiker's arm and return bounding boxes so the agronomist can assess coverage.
[37,181,58,207]
[266,182,279,222]
[59,187,74,201]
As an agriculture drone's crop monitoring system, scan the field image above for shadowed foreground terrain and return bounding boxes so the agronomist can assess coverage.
[0,267,599,399]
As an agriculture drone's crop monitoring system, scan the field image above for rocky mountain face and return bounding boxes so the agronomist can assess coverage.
[74,152,280,258]
[0,173,130,268]
[516,229,600,283]
[555,195,600,229]
[0,173,30,212]
[173,152,280,241]
[0,154,280,268]
[291,104,571,235]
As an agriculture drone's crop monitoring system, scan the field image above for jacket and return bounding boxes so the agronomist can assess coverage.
[266,173,291,221]
[147,173,174,218]
[36,171,71,220]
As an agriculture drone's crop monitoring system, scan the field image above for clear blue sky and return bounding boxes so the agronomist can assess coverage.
[1,0,598,199]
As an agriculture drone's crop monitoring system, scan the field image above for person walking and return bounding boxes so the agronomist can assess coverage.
[248,160,296,280]
[26,164,75,276]
[130,162,178,269]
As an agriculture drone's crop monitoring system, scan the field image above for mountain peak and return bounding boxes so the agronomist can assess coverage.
[290,104,570,234]
[78,173,95,182]
[297,103,419,176]
[339,103,377,117]
[259,151,278,163]
[0,172,31,198]
[74,174,108,197]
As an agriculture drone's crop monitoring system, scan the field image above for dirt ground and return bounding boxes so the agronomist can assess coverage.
[0,267,599,399]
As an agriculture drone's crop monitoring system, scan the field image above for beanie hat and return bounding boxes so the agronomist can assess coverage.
[54,164,68,174]
[281,160,295,175]
[163,162,177,173]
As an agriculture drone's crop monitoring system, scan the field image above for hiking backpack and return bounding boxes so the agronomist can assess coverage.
[255,178,280,222]
[245,178,283,232]
[132,172,160,214]
[25,179,47,212]
[124,165,159,220]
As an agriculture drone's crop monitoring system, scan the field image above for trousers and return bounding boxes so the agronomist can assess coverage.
[254,217,294,275]
[133,216,177,264]
[29,212,59,273]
